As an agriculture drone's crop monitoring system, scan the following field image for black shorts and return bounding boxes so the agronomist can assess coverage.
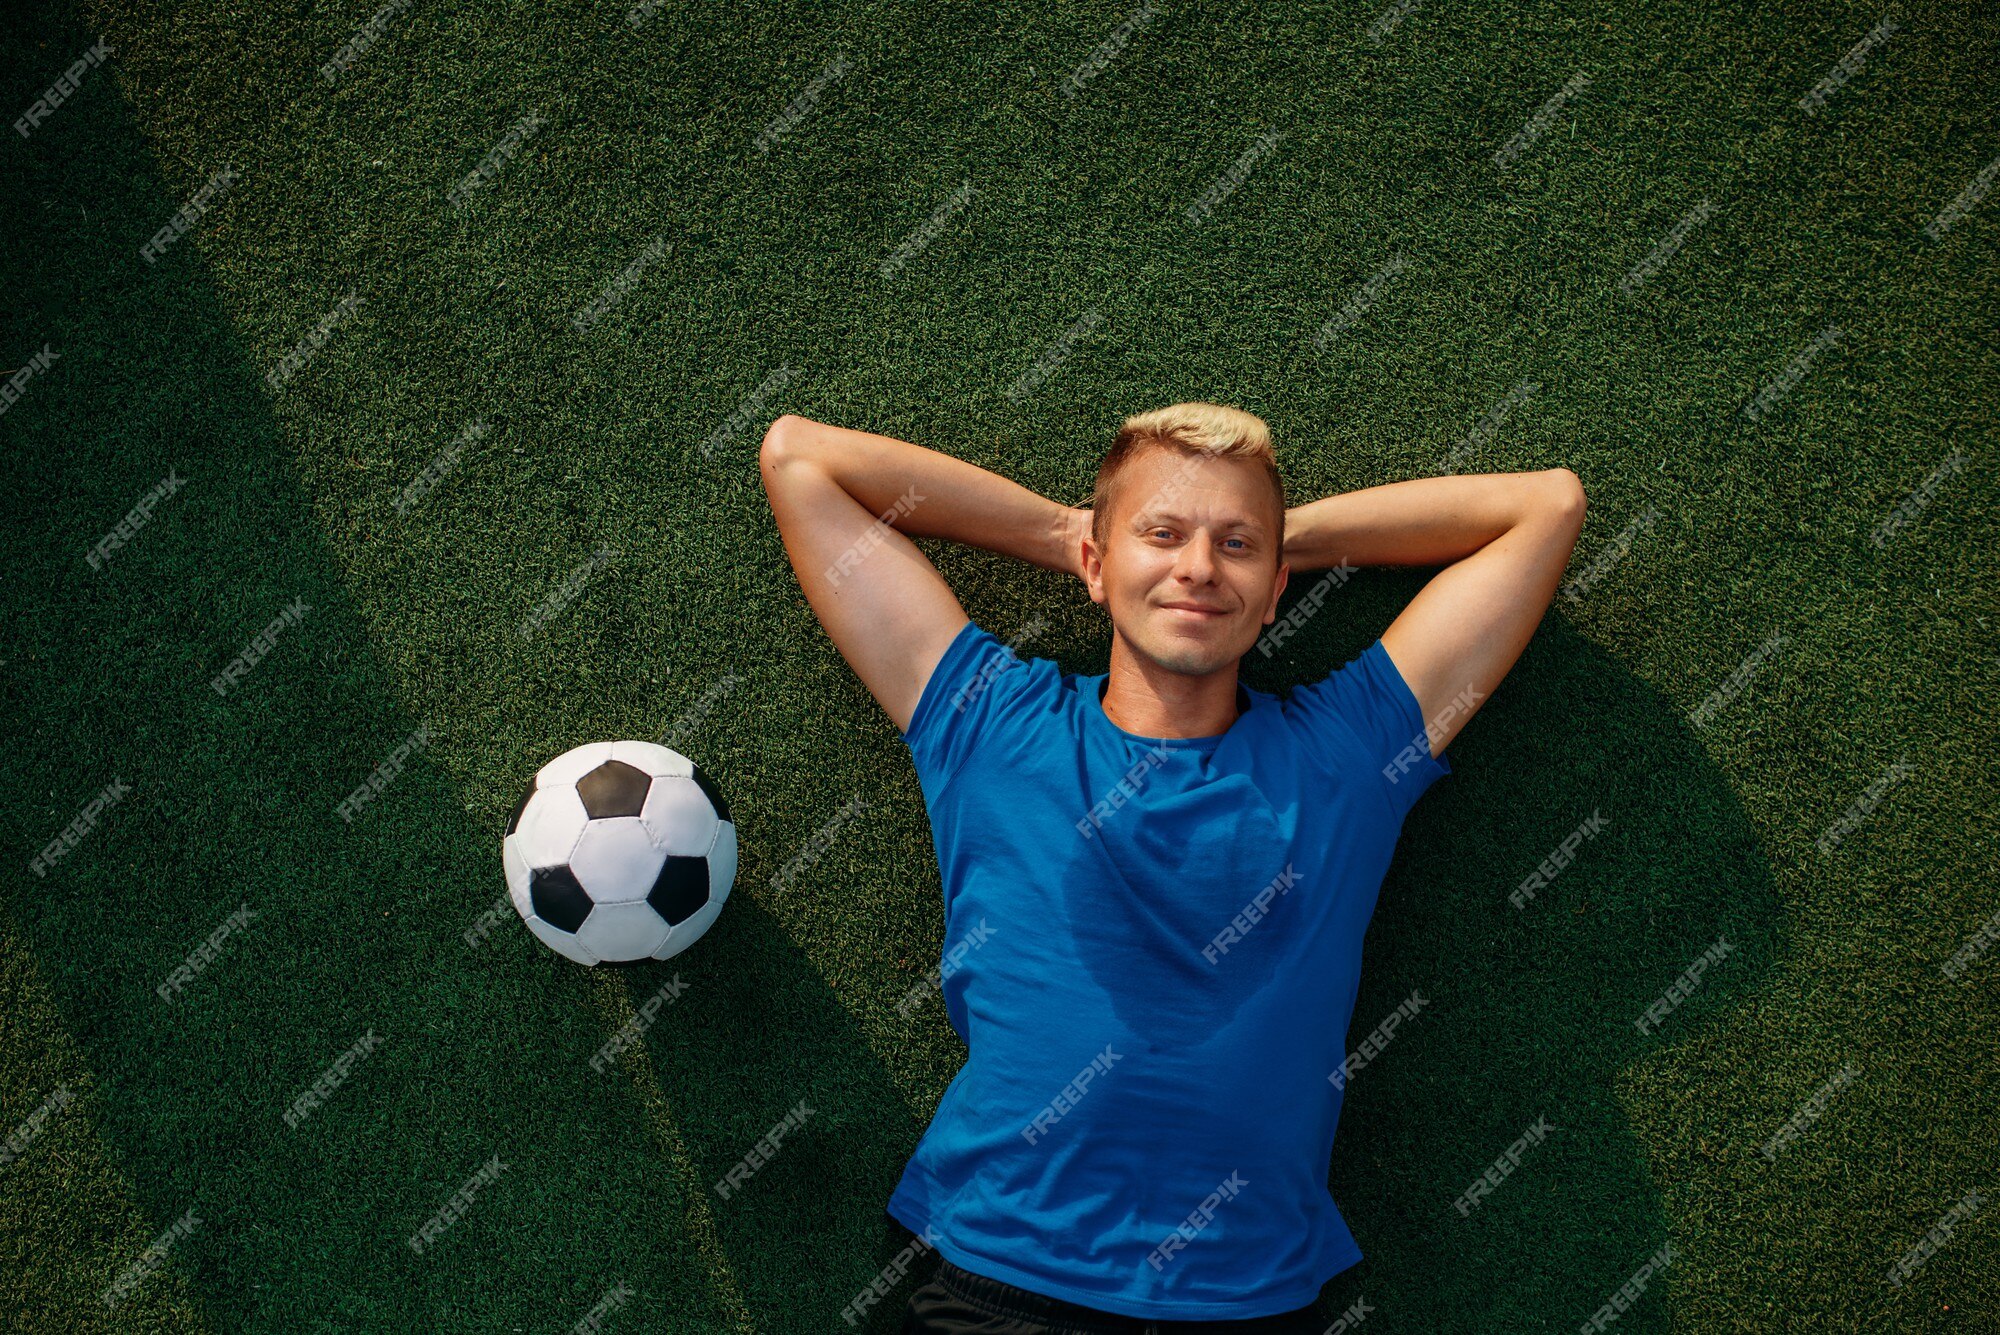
[902,1257,1327,1335]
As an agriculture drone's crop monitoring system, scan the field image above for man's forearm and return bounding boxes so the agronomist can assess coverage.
[1283,470,1579,572]
[770,415,1076,575]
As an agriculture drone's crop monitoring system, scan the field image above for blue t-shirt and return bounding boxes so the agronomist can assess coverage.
[887,617,1452,1319]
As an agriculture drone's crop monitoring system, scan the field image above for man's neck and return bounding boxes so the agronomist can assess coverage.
[1100,642,1244,739]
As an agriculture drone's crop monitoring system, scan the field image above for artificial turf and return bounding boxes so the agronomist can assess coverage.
[2,0,1995,1330]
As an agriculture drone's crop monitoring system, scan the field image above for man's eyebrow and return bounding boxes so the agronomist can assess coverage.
[1132,509,1269,533]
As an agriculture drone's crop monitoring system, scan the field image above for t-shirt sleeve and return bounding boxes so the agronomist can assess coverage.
[1285,637,1452,820]
[899,618,1029,802]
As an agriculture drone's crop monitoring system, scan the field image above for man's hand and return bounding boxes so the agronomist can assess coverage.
[1283,469,1587,757]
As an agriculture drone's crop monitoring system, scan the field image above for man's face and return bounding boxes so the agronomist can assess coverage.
[1082,446,1290,676]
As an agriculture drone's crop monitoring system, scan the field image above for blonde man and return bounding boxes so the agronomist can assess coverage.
[761,405,1584,1332]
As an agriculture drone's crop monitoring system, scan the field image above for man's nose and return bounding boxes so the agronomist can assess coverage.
[1174,534,1219,583]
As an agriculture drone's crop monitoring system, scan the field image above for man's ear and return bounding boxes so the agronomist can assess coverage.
[1262,561,1290,625]
[1082,534,1106,605]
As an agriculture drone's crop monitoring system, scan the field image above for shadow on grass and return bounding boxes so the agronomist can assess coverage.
[0,5,929,1332]
[1241,575,1779,1332]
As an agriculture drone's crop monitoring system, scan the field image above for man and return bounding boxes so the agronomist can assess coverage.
[759,403,1585,1332]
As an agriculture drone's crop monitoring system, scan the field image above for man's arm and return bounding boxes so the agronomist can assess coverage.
[1282,469,1587,757]
[758,414,1083,735]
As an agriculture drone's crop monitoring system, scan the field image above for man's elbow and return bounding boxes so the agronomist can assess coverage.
[760,414,808,469]
[761,415,833,483]
[1541,467,1587,529]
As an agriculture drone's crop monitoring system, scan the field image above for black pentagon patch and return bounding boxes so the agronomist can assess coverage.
[504,778,536,836]
[530,865,594,934]
[689,764,733,826]
[577,760,651,820]
[647,856,710,926]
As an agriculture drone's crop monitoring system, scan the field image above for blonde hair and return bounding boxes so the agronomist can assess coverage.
[1090,402,1285,553]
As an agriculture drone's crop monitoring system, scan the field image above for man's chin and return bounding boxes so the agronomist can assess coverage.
[1131,631,1240,677]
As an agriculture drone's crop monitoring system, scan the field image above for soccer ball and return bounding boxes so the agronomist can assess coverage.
[503,740,736,966]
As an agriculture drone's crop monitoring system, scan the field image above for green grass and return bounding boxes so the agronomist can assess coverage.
[2,0,1994,1330]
